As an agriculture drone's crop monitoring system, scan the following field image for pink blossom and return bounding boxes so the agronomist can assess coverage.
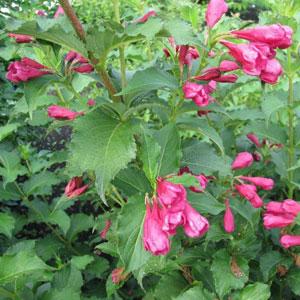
[143,201,170,255]
[54,5,64,18]
[260,58,283,84]
[8,33,33,43]
[280,235,300,248]
[206,0,228,29]
[36,10,46,16]
[219,60,240,72]
[183,203,209,238]
[231,152,253,170]
[65,51,94,74]
[247,133,261,147]
[224,199,235,233]
[64,177,89,199]
[161,208,185,235]
[6,58,51,83]
[265,199,300,217]
[232,24,293,49]
[240,176,274,190]
[183,81,216,107]
[87,99,96,106]
[48,105,84,120]
[157,177,186,207]
[253,152,262,162]
[136,10,157,23]
[235,184,263,208]
[100,220,111,239]
[264,214,295,229]
[111,267,126,284]
[215,74,238,83]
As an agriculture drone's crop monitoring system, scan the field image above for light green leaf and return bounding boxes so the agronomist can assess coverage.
[240,283,271,300]
[175,284,215,300]
[211,249,249,298]
[116,196,151,272]
[47,210,71,235]
[0,250,51,284]
[118,67,178,96]
[167,173,200,188]
[69,109,137,202]
[126,17,163,39]
[71,255,94,271]
[0,123,19,142]
[0,213,15,238]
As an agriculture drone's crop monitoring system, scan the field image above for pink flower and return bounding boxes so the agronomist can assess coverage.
[6,58,51,83]
[111,267,126,284]
[266,199,300,216]
[247,133,261,147]
[65,51,94,74]
[232,24,293,49]
[253,152,262,162]
[157,177,186,207]
[264,214,295,230]
[219,60,240,72]
[64,177,89,199]
[280,235,300,249]
[87,99,96,106]
[143,201,170,255]
[215,74,238,83]
[197,110,211,117]
[36,10,46,16]
[224,199,235,233]
[8,33,33,43]
[183,81,216,107]
[231,152,253,170]
[235,184,263,208]
[206,0,228,29]
[260,58,283,84]
[100,220,111,239]
[136,10,157,23]
[54,5,64,18]
[48,105,84,120]
[161,208,185,235]
[240,176,274,190]
[183,203,209,238]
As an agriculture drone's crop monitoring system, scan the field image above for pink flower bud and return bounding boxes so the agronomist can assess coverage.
[232,24,293,49]
[87,99,96,106]
[64,177,89,199]
[65,51,94,74]
[280,235,300,249]
[219,60,240,72]
[224,199,235,233]
[260,58,283,85]
[178,167,209,193]
[48,105,84,120]
[264,214,295,229]
[235,184,263,208]
[239,176,274,190]
[265,199,300,218]
[100,220,112,239]
[157,177,186,207]
[8,33,33,43]
[253,151,262,161]
[231,152,253,170]
[6,58,51,83]
[143,201,170,255]
[197,110,211,117]
[206,0,228,29]
[214,74,238,83]
[136,10,157,23]
[183,204,209,238]
[247,133,261,147]
[36,10,46,16]
[54,5,64,18]
[111,267,126,284]
[161,209,185,235]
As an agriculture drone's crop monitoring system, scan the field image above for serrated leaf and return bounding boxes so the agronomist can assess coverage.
[182,140,231,176]
[0,123,19,142]
[154,123,181,176]
[240,283,271,300]
[211,249,249,298]
[66,214,94,241]
[175,284,215,300]
[259,251,283,282]
[0,213,15,238]
[69,109,137,202]
[118,67,178,96]
[0,250,51,284]
[116,197,151,272]
[47,210,70,235]
[126,17,163,39]
[71,255,94,271]
[167,173,199,187]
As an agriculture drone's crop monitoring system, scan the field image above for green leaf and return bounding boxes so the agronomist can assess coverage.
[66,213,94,241]
[230,109,264,121]
[47,210,71,235]
[240,283,271,300]
[113,167,152,196]
[139,127,161,184]
[116,196,151,272]
[0,250,51,284]
[167,173,200,187]
[154,123,181,176]
[259,251,283,282]
[71,255,94,271]
[0,213,15,238]
[175,284,215,300]
[69,109,137,202]
[287,268,300,296]
[0,123,19,142]
[182,141,231,176]
[177,118,224,154]
[211,249,249,298]
[126,17,163,39]
[0,150,27,187]
[23,171,61,196]
[118,67,178,96]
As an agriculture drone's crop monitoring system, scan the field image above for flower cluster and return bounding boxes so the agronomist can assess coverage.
[143,177,209,255]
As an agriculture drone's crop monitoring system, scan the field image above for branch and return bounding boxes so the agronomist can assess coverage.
[58,0,121,102]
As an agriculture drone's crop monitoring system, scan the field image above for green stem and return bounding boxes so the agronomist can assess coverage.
[111,185,126,206]
[54,83,66,105]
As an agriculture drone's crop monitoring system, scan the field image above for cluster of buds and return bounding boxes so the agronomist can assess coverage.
[143,176,209,256]
[64,51,94,74]
[64,176,89,199]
